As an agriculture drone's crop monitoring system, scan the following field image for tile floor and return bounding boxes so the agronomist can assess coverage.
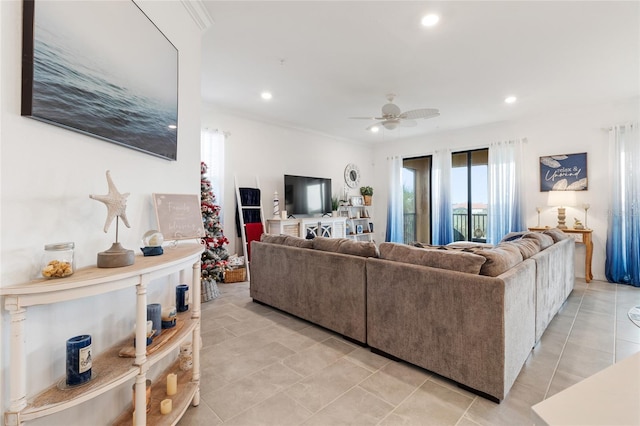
[179,278,640,425]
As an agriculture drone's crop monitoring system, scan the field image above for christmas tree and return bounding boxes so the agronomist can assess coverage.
[200,161,229,301]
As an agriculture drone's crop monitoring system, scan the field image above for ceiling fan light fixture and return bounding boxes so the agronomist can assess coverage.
[370,126,379,133]
[382,120,399,130]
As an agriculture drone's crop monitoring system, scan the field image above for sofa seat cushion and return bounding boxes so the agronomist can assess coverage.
[379,243,486,274]
[523,232,554,250]
[313,237,378,257]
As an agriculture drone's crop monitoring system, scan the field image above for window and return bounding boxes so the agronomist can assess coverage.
[451,149,488,242]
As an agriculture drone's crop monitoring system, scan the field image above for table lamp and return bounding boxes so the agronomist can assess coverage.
[547,190,576,229]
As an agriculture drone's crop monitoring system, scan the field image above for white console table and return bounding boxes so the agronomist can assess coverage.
[266,217,346,239]
[1,244,203,426]
[531,351,640,425]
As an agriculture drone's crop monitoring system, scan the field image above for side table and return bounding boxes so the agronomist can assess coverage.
[528,227,593,283]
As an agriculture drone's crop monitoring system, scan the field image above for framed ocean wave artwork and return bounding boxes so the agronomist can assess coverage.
[539,152,588,192]
[21,0,178,160]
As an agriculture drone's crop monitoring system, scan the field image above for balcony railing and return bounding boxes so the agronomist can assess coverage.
[402,212,487,244]
[453,212,487,242]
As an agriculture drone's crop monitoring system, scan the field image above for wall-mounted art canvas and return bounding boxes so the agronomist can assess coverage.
[539,152,588,191]
[22,0,178,160]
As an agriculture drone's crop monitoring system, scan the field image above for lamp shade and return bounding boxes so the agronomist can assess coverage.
[547,190,576,207]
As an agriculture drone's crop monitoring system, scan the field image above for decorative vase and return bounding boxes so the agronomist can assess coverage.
[364,195,372,206]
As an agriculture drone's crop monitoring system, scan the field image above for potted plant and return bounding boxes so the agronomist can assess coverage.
[331,196,340,216]
[360,186,373,206]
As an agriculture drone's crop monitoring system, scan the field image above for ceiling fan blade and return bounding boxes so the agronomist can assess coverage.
[349,116,384,120]
[400,108,440,120]
[399,119,417,127]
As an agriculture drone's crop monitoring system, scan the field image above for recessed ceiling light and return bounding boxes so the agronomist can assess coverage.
[505,96,517,104]
[370,126,379,133]
[261,91,272,100]
[421,14,440,27]
[168,124,177,130]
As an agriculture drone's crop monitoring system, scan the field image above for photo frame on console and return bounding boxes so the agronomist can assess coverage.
[350,196,364,206]
[153,194,205,241]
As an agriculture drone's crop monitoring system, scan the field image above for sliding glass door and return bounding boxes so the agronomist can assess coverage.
[451,149,488,242]
[402,156,432,244]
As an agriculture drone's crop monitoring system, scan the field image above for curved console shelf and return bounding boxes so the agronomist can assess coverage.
[20,340,138,422]
[1,244,203,426]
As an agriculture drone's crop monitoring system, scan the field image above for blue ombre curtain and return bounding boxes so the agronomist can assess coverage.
[605,123,640,286]
[487,139,526,244]
[432,149,453,245]
[385,156,404,243]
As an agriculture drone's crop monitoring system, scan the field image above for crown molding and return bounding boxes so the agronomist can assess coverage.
[181,0,214,32]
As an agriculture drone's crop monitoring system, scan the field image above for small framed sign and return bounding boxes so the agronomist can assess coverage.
[350,196,364,206]
[152,193,204,240]
[539,152,588,191]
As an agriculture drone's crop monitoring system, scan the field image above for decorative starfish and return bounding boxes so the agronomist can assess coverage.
[90,170,131,233]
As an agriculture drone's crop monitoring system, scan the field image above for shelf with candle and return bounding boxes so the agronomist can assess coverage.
[112,359,197,426]
[17,337,139,422]
[118,310,197,360]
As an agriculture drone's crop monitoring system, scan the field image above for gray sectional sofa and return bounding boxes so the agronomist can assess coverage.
[249,229,575,402]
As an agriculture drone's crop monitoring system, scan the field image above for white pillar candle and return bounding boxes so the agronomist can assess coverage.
[166,373,177,396]
[160,398,172,415]
[146,320,153,335]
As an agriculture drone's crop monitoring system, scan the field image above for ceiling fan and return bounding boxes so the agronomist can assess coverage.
[349,94,440,131]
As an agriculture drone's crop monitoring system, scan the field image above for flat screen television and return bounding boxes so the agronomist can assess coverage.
[284,174,332,216]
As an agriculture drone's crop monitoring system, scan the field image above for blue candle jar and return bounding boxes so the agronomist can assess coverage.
[146,303,162,337]
[176,284,189,312]
[66,335,92,386]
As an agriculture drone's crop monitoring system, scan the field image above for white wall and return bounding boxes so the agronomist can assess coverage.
[0,1,203,423]
[371,97,640,282]
[201,107,374,256]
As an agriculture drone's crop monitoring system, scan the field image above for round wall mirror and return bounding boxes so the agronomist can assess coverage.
[344,163,360,188]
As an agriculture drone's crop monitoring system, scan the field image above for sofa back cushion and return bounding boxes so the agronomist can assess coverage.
[473,244,524,277]
[379,243,486,274]
[313,237,378,258]
[260,234,288,245]
[507,238,541,259]
[283,236,314,249]
[523,232,554,250]
[542,228,569,243]
[337,239,379,258]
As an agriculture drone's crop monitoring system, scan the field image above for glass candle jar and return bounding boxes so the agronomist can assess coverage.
[41,242,75,278]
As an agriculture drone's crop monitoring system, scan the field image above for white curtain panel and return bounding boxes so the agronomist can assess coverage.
[385,155,404,243]
[606,123,640,286]
[432,149,453,245]
[201,129,226,218]
[487,139,525,244]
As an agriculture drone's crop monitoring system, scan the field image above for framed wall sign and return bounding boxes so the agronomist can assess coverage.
[153,194,204,240]
[539,152,588,191]
[350,196,364,206]
[22,0,179,160]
